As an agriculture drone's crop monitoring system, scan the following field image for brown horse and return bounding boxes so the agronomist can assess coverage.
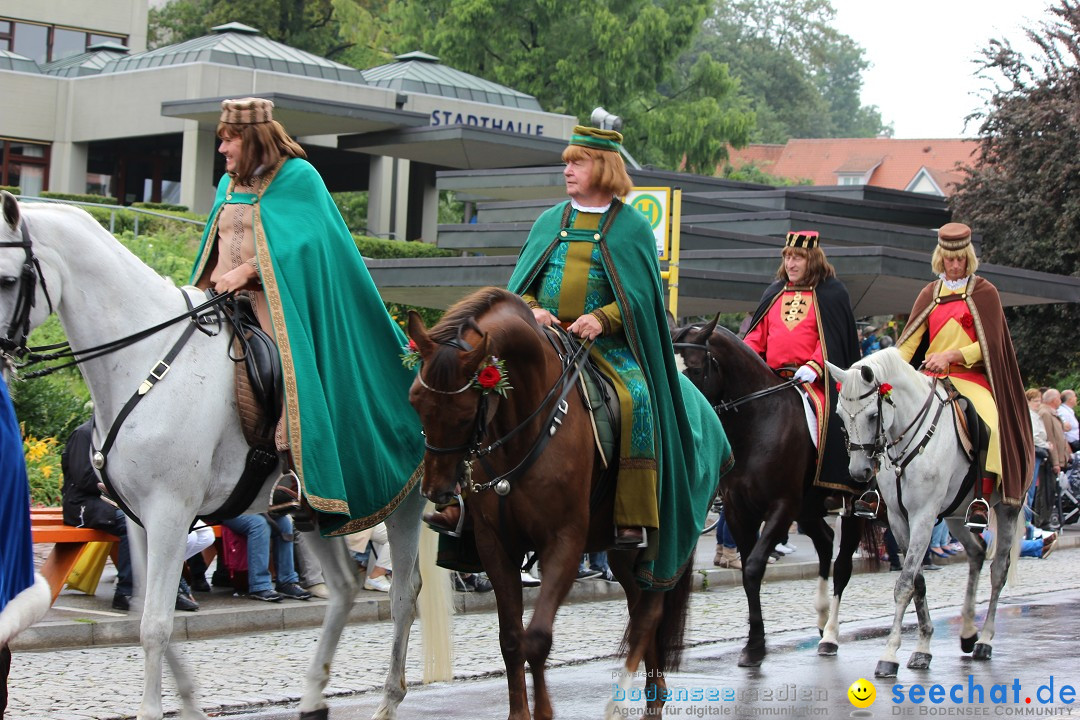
[407,287,710,720]
[671,315,874,666]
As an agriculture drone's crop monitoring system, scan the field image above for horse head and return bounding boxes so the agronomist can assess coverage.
[670,314,722,401]
[827,351,903,483]
[407,309,496,505]
[0,192,55,356]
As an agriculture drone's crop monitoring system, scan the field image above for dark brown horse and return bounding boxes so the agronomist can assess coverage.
[408,287,704,720]
[671,315,873,666]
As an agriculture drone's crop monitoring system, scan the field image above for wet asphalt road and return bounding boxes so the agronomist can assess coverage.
[223,588,1080,720]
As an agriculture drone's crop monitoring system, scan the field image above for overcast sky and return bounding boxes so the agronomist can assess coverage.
[829,0,1054,139]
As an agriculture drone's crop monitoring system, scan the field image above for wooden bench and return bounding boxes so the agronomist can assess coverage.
[30,508,221,604]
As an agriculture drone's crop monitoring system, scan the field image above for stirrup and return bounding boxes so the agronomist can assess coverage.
[852,490,880,519]
[964,498,990,530]
[268,470,302,515]
[424,495,466,538]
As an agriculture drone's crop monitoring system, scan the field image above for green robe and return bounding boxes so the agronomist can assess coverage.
[190,158,422,535]
[508,199,733,588]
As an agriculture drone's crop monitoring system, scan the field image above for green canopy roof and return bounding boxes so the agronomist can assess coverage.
[0,50,41,74]
[102,22,367,84]
[42,43,129,77]
[364,51,542,110]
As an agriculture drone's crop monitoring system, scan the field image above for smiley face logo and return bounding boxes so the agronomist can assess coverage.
[848,678,876,708]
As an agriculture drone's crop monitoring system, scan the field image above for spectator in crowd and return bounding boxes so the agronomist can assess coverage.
[860,325,881,356]
[293,531,329,598]
[1039,389,1070,481]
[221,513,311,602]
[1027,388,1051,522]
[1059,389,1079,452]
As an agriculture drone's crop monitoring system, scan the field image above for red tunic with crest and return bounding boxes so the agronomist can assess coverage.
[743,286,826,411]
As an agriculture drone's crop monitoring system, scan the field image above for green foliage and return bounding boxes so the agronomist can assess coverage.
[354,234,456,259]
[40,191,118,205]
[132,201,190,212]
[332,191,369,233]
[689,0,886,144]
[389,0,755,171]
[116,225,203,282]
[0,185,20,195]
[720,161,811,186]
[10,318,91,442]
[439,191,464,225]
[23,433,64,506]
[950,0,1080,384]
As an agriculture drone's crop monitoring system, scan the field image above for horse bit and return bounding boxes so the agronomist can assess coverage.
[418,325,592,497]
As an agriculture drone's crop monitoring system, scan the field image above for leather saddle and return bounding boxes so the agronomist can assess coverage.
[545,326,620,467]
[224,293,282,447]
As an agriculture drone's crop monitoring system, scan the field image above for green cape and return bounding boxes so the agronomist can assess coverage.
[508,199,732,588]
[190,158,422,535]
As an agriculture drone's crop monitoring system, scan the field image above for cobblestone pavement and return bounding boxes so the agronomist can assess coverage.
[8,544,1079,720]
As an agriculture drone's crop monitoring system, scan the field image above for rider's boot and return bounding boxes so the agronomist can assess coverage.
[615,526,647,549]
[423,498,465,537]
[852,489,881,519]
[964,498,990,531]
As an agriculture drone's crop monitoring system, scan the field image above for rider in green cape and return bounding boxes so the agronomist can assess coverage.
[190,98,422,535]
[508,126,732,588]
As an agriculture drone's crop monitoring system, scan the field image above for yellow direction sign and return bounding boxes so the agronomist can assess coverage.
[624,187,671,259]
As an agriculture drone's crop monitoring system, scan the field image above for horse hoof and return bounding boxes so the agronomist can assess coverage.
[300,709,329,720]
[907,652,932,670]
[738,645,766,667]
[817,641,838,656]
[960,634,979,654]
[875,660,900,678]
[972,643,993,660]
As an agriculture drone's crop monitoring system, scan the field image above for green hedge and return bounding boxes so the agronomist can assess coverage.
[132,201,190,212]
[40,191,119,205]
[355,235,455,259]
[0,185,19,195]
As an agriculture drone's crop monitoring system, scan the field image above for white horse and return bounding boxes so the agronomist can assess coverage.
[0,191,451,720]
[827,348,1023,679]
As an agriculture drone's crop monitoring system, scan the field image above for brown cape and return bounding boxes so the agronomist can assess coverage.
[898,277,1033,504]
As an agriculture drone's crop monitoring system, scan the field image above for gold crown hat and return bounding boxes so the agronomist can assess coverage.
[220,97,275,125]
[785,230,820,249]
[569,125,623,152]
[937,222,972,251]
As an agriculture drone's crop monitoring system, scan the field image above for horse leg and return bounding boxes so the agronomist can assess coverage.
[737,504,795,667]
[130,516,207,720]
[946,517,986,654]
[795,512,833,644]
[972,504,1021,660]
[906,569,934,670]
[294,531,359,720]
[820,514,862,656]
[876,514,933,679]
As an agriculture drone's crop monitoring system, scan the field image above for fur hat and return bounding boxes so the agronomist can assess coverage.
[220,97,274,125]
[785,230,820,250]
[937,222,972,251]
[568,125,622,152]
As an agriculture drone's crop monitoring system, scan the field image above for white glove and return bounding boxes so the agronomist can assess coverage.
[793,364,818,384]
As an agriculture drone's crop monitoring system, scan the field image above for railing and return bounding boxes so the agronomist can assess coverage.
[18,195,206,240]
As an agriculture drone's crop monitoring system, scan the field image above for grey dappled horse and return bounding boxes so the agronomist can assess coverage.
[0,192,450,720]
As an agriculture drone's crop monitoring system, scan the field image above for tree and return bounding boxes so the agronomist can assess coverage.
[387,0,755,171]
[950,0,1080,383]
[148,0,395,67]
[689,0,886,143]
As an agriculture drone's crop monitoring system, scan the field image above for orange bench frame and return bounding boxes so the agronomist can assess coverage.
[30,508,220,604]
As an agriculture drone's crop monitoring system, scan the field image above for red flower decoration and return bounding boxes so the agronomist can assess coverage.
[476,365,502,389]
[960,313,974,329]
[408,338,418,351]
[835,381,842,392]
[878,383,893,399]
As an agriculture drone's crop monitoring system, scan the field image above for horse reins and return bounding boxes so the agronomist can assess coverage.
[419,325,593,496]
[0,217,54,355]
[671,325,803,413]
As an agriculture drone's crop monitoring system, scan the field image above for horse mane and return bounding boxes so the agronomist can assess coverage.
[430,287,531,344]
[857,347,920,383]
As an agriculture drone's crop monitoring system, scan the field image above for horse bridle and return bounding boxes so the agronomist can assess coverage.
[0,217,54,356]
[671,324,801,413]
[419,326,592,497]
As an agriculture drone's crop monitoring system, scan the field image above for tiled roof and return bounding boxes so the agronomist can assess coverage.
[364,51,542,110]
[726,138,979,196]
[101,22,367,85]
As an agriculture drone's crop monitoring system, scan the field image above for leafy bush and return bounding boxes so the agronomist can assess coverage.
[355,235,455,259]
[0,185,19,195]
[132,201,189,212]
[40,191,118,205]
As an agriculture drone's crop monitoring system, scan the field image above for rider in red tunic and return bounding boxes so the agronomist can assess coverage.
[744,231,860,494]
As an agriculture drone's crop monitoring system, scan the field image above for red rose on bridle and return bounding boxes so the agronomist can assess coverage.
[878,383,893,399]
[408,339,419,351]
[960,313,974,329]
[476,364,502,389]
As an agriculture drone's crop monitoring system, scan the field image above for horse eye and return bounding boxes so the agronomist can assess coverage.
[0,276,17,288]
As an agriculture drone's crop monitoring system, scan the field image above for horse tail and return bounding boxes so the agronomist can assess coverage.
[655,565,695,673]
[418,517,454,683]
[862,518,881,567]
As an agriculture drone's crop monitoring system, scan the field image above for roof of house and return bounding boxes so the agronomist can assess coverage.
[364,51,542,110]
[726,137,980,196]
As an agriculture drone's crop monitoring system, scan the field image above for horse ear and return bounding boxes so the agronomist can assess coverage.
[665,310,677,332]
[462,334,491,375]
[406,310,435,357]
[1,191,19,230]
[825,361,848,386]
[703,313,719,336]
[860,364,876,385]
